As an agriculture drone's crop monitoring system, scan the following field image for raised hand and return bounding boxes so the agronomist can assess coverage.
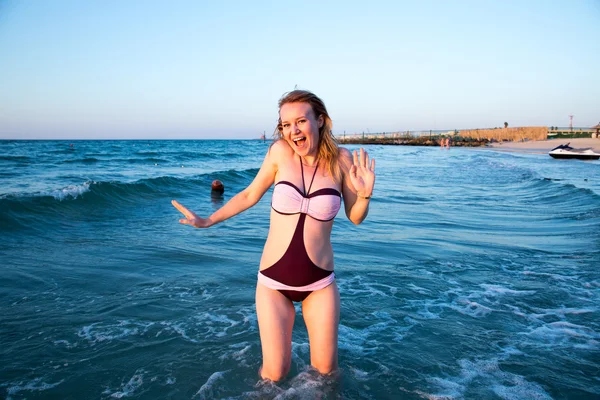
[171,200,213,228]
[349,148,376,198]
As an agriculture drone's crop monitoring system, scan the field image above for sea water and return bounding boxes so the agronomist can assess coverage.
[0,140,599,399]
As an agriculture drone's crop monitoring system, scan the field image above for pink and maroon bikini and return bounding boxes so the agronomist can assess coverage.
[258,158,341,302]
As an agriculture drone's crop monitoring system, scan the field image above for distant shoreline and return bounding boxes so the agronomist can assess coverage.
[483,138,600,154]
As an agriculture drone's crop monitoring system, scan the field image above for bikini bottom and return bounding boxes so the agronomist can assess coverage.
[257,271,335,302]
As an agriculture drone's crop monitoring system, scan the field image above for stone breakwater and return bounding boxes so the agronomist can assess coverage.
[337,127,549,147]
[338,136,489,147]
[458,126,548,142]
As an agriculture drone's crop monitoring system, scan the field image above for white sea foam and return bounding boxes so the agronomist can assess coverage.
[291,341,310,369]
[338,324,373,356]
[53,339,77,349]
[522,270,576,282]
[155,305,255,344]
[236,379,285,399]
[497,345,525,358]
[507,305,545,325]
[171,285,214,301]
[239,307,258,331]
[406,298,443,319]
[416,306,441,319]
[367,282,399,295]
[47,181,92,200]
[583,280,600,288]
[157,321,199,343]
[337,276,395,298]
[77,320,154,344]
[530,305,596,318]
[194,311,241,337]
[193,370,229,399]
[523,321,600,349]
[144,282,166,293]
[247,369,340,400]
[338,313,416,355]
[349,366,370,381]
[5,377,65,400]
[219,341,253,366]
[407,283,431,295]
[479,284,536,297]
[424,358,553,400]
[106,369,145,398]
[143,282,214,301]
[450,299,493,318]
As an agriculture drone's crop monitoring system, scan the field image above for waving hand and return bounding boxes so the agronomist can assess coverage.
[171,200,213,228]
[349,148,376,198]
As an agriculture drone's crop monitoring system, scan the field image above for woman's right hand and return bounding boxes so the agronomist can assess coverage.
[171,200,213,228]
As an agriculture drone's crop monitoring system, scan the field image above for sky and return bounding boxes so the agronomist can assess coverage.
[0,0,598,140]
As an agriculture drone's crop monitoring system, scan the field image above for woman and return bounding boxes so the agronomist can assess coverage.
[172,90,375,381]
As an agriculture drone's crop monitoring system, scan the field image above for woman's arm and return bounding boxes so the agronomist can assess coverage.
[172,142,281,228]
[340,147,376,225]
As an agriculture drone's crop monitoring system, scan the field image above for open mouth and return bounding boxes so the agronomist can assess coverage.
[292,136,307,147]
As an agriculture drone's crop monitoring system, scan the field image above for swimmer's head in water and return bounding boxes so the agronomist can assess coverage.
[211,180,224,193]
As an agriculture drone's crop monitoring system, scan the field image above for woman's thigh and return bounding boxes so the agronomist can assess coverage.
[255,283,296,380]
[302,282,340,373]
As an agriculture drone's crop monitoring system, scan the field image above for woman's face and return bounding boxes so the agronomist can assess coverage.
[279,102,323,159]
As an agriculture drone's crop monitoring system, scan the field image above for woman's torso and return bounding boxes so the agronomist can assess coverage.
[259,152,342,272]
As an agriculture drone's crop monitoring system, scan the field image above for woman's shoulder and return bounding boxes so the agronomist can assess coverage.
[338,146,352,159]
[337,147,353,167]
[266,139,294,164]
[270,138,290,151]
[269,139,292,156]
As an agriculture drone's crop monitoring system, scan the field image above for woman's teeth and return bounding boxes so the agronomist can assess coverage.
[293,137,306,146]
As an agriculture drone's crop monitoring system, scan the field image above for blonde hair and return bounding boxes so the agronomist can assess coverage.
[273,90,341,182]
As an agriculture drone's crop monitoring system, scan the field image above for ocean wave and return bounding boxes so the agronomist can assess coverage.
[135,150,246,161]
[61,157,100,164]
[0,155,31,163]
[59,156,169,165]
[0,167,259,202]
[0,168,259,229]
[0,181,94,205]
[47,148,78,155]
[48,182,93,200]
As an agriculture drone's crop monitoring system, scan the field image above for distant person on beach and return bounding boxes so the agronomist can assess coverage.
[172,90,376,381]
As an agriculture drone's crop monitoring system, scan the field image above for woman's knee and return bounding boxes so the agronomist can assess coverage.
[260,363,290,382]
[311,357,337,375]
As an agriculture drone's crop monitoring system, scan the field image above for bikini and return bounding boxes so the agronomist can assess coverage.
[258,158,342,302]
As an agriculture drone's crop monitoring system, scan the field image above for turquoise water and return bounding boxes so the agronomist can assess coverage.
[1,140,599,399]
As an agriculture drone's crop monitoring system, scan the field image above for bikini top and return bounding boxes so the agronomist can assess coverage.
[271,159,342,222]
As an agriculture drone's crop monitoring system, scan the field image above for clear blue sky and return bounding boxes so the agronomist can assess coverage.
[1,0,598,139]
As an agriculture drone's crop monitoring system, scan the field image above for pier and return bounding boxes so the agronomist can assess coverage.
[337,126,597,146]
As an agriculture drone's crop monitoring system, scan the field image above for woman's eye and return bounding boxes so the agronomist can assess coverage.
[298,119,306,124]
[282,124,290,129]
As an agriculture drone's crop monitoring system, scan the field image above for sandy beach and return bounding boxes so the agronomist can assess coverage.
[486,138,600,154]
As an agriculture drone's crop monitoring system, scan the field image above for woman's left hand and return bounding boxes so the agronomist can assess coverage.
[350,148,376,198]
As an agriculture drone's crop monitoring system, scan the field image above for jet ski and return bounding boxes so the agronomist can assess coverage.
[548,143,600,160]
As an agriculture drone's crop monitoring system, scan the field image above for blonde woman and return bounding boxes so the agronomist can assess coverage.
[172,90,375,381]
